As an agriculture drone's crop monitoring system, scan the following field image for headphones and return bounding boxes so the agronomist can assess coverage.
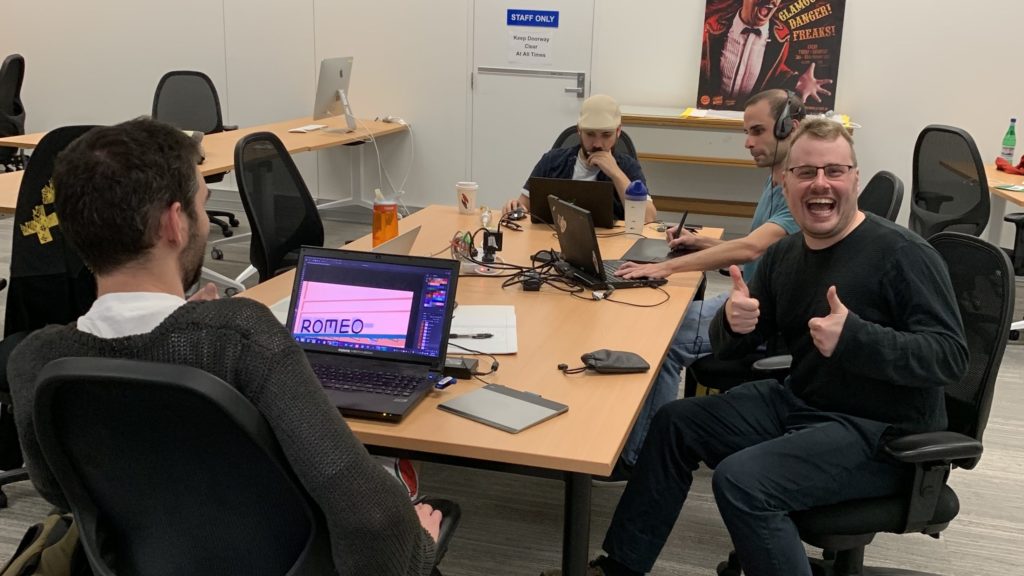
[773,90,803,140]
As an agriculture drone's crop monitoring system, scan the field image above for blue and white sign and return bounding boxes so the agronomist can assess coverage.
[507,9,559,64]
[507,9,559,28]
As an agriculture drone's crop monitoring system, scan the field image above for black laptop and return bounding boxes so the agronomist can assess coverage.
[285,247,459,422]
[547,196,667,290]
[527,177,616,228]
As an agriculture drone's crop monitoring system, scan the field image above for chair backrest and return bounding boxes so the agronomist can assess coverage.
[0,53,26,165]
[857,170,904,222]
[551,124,638,159]
[33,357,334,576]
[928,232,1014,469]
[152,71,225,134]
[5,125,98,337]
[234,132,325,281]
[910,125,990,239]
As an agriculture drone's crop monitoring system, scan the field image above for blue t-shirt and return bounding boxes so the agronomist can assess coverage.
[743,176,798,279]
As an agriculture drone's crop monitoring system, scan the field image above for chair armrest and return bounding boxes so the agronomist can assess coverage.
[222,124,238,132]
[884,431,982,464]
[1004,212,1024,226]
[421,498,461,566]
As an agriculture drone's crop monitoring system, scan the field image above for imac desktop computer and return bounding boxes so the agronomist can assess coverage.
[312,56,357,133]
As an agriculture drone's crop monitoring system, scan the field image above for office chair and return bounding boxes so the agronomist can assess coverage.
[551,124,638,159]
[152,70,240,239]
[858,170,905,223]
[32,357,460,576]
[683,171,909,398]
[0,53,26,172]
[716,232,1015,576]
[235,131,325,282]
[909,125,989,239]
[0,126,98,508]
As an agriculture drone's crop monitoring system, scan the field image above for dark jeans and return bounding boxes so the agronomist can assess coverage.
[602,379,913,576]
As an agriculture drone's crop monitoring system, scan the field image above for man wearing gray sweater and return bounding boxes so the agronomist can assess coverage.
[7,119,442,575]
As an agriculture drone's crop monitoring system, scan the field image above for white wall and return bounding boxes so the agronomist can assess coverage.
[3,1,1020,242]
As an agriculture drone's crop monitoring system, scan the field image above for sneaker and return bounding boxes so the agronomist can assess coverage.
[591,458,633,487]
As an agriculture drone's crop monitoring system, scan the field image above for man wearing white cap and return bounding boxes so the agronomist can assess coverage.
[503,94,656,223]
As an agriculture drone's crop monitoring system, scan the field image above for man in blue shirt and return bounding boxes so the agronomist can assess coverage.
[608,89,804,480]
[502,94,656,223]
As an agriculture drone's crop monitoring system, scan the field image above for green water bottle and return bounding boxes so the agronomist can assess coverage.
[1001,117,1017,162]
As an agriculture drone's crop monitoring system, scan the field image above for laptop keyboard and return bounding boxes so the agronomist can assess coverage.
[602,261,622,277]
[311,365,422,397]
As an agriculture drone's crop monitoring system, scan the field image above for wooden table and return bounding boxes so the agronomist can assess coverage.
[0,116,408,213]
[984,163,1024,245]
[240,205,720,575]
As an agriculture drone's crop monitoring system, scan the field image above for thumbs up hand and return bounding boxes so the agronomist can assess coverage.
[808,285,848,358]
[724,265,760,334]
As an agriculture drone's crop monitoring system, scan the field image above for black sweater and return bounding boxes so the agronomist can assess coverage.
[8,297,436,576]
[711,214,968,434]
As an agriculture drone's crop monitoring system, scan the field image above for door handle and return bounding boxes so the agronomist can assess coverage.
[477,67,586,99]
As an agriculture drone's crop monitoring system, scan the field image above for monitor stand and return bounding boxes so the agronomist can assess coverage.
[322,89,357,134]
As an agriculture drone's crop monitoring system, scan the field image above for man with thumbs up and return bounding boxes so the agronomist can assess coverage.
[575,119,968,576]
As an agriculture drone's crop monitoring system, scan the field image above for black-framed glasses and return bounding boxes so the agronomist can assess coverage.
[787,164,856,181]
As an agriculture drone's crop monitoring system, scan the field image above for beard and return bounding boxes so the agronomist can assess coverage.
[179,217,206,292]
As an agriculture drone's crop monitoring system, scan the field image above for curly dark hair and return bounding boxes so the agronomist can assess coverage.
[53,118,202,275]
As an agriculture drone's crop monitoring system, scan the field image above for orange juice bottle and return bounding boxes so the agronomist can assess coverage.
[372,189,399,246]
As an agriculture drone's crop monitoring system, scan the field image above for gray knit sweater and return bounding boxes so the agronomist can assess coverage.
[8,297,436,576]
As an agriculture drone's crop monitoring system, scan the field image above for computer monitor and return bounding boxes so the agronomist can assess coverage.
[313,56,357,133]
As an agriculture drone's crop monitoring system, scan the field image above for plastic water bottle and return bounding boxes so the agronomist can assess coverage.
[1001,118,1017,163]
[624,180,648,235]
[372,189,398,247]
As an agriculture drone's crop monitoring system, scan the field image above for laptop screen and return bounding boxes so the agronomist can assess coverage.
[287,249,457,366]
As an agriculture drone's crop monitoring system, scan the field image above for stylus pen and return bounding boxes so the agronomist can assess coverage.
[450,333,493,339]
[674,211,689,239]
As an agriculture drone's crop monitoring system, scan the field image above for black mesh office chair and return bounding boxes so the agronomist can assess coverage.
[858,170,905,223]
[0,53,26,172]
[235,132,325,282]
[152,70,240,238]
[551,124,638,159]
[683,171,910,398]
[0,126,98,508]
[716,232,1015,576]
[909,125,990,239]
[33,357,460,576]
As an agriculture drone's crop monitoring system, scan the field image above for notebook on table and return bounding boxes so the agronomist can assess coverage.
[547,196,667,290]
[284,246,459,422]
[527,177,616,228]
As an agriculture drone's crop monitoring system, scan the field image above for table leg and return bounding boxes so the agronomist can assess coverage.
[987,194,1008,245]
[562,472,592,576]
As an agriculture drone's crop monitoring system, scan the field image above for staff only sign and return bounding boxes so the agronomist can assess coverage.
[507,8,559,65]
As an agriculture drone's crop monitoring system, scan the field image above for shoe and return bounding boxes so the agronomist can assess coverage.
[591,459,632,487]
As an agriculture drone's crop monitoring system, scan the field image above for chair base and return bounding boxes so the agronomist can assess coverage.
[716,548,947,576]
[0,467,30,508]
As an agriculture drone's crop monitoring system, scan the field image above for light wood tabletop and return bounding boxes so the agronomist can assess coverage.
[0,116,407,214]
[240,204,719,477]
[985,163,1024,206]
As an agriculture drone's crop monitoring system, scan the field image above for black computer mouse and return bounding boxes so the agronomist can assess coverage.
[507,207,528,221]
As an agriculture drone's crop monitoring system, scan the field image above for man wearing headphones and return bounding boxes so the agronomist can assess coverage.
[606,89,803,479]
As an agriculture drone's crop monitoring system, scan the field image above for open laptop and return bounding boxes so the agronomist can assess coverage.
[284,247,459,422]
[527,177,616,228]
[547,196,667,290]
[372,225,421,255]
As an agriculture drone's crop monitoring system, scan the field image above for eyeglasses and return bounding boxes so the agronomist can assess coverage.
[787,164,856,181]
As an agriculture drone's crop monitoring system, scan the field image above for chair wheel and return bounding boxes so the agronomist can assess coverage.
[211,247,223,260]
[223,229,234,238]
[716,551,742,575]
[1010,330,1020,341]
[225,287,239,297]
[0,488,7,509]
[229,217,240,227]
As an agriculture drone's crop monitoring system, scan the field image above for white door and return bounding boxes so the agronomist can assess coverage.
[471,1,595,208]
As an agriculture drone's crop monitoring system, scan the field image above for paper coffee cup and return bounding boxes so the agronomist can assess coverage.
[456,181,478,214]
